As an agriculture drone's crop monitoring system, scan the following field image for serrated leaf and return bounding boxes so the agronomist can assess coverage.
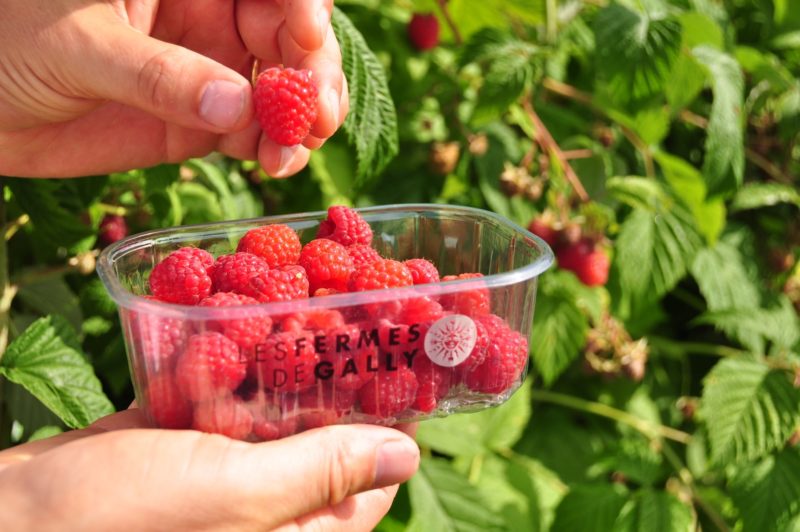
[530,278,588,385]
[407,458,505,532]
[552,483,629,532]
[666,12,723,110]
[692,46,745,198]
[332,7,398,183]
[615,489,694,532]
[417,380,531,456]
[184,159,239,220]
[612,180,703,302]
[0,316,115,429]
[699,358,800,465]
[730,448,800,532]
[594,4,682,105]
[730,182,800,211]
[592,437,665,487]
[690,231,761,311]
[16,277,83,332]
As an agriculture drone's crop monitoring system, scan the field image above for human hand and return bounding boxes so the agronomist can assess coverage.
[0,409,418,531]
[0,0,347,178]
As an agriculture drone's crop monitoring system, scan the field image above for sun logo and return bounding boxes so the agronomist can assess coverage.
[424,314,478,367]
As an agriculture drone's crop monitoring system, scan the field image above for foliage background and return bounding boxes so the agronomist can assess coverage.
[2,0,800,530]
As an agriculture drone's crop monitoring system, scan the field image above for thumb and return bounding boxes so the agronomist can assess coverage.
[82,24,253,133]
[239,425,420,525]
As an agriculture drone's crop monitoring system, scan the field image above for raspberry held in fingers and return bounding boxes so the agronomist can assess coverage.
[254,67,318,147]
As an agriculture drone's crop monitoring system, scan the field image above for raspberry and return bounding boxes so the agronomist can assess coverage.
[313,288,341,297]
[404,258,440,285]
[176,332,246,402]
[320,323,378,390]
[348,259,414,292]
[299,239,354,293]
[210,253,270,295]
[237,224,301,268]
[149,247,214,305]
[441,273,490,315]
[528,217,559,249]
[317,206,373,247]
[250,331,319,391]
[247,265,310,303]
[412,357,451,413]
[461,318,490,371]
[99,214,128,246]
[281,309,345,333]
[376,319,426,356]
[464,324,528,394]
[359,367,419,418]
[299,384,357,415]
[198,292,272,348]
[396,297,444,325]
[252,416,299,441]
[193,399,254,440]
[347,244,382,268]
[557,240,610,287]
[408,13,440,51]
[145,373,193,429]
[254,67,318,146]
[129,310,189,369]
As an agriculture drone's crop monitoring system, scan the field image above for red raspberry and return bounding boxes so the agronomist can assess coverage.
[129,310,189,369]
[460,318,490,371]
[299,239,354,293]
[528,217,559,249]
[299,384,357,415]
[237,224,301,268]
[349,259,413,292]
[404,258,440,285]
[248,265,310,303]
[198,292,272,348]
[317,206,373,247]
[396,297,444,325]
[193,399,254,440]
[281,308,345,333]
[441,273,490,315]
[250,331,319,391]
[347,244,382,268]
[376,319,426,356]
[254,67,318,146]
[464,324,528,394]
[210,253,270,295]
[252,416,299,441]
[149,247,214,305]
[320,323,378,390]
[313,288,341,297]
[176,332,246,402]
[557,240,610,287]
[408,13,440,51]
[359,367,419,418]
[99,214,128,246]
[145,373,193,429]
[412,357,451,413]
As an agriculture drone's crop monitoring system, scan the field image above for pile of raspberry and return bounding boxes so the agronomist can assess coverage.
[130,206,529,441]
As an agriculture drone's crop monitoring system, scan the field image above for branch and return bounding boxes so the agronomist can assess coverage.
[436,0,463,46]
[522,97,590,202]
[0,180,12,357]
[4,214,29,241]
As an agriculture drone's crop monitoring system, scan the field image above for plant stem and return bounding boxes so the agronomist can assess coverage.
[648,337,748,359]
[4,214,29,241]
[545,0,558,43]
[0,181,13,359]
[522,97,590,202]
[531,389,692,444]
[436,0,463,46]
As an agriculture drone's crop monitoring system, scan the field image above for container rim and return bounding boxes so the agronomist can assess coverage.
[96,203,554,319]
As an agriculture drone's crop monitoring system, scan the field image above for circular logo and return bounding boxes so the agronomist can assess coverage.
[424,314,478,367]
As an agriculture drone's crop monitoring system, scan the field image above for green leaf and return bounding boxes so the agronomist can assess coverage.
[690,230,761,312]
[552,483,629,532]
[655,151,725,245]
[3,380,63,440]
[17,277,83,332]
[417,380,531,456]
[699,358,800,465]
[614,489,694,532]
[594,4,682,106]
[332,7,399,183]
[0,316,115,429]
[592,437,665,487]
[730,448,800,532]
[730,182,800,212]
[8,179,96,252]
[611,178,703,303]
[27,425,64,442]
[692,46,745,198]
[309,143,356,206]
[530,276,589,385]
[184,159,239,220]
[407,458,505,532]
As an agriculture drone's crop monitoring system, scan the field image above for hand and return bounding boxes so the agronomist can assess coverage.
[0,409,418,531]
[0,0,347,178]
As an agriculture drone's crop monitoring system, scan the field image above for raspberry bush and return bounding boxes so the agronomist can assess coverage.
[2,1,800,530]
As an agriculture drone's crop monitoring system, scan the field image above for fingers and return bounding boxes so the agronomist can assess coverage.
[82,24,253,133]
[237,0,332,60]
[258,138,311,178]
[274,486,400,531]
[282,0,334,51]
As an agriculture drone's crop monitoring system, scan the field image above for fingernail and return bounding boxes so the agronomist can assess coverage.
[318,10,330,43]
[374,439,420,488]
[274,145,300,177]
[199,80,245,129]
[327,89,340,126]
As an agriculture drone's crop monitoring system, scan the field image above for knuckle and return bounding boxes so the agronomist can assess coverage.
[137,49,185,109]
[322,435,360,506]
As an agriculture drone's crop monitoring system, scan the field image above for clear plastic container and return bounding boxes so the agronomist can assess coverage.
[97,204,554,440]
